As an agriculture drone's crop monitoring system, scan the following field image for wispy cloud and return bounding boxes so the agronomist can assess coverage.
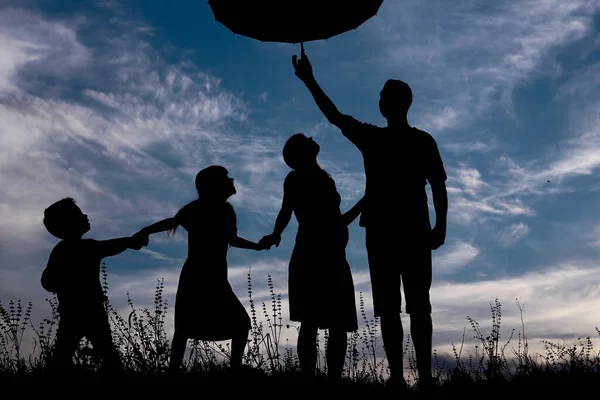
[499,222,530,247]
[431,261,600,348]
[365,0,598,133]
[0,6,284,309]
[434,241,479,276]
[314,0,600,234]
[3,0,600,368]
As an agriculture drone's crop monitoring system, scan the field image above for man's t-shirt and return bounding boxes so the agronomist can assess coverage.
[340,116,447,231]
[42,239,109,310]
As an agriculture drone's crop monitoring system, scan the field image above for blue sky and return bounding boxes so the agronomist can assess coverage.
[2,0,600,361]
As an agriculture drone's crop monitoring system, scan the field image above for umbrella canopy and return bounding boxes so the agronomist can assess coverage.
[208,0,384,44]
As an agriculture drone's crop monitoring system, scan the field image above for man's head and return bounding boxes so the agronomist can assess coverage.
[379,79,413,120]
[43,197,91,240]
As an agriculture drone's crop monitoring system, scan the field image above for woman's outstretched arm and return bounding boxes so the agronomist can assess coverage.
[272,203,293,238]
[275,175,294,236]
[258,202,292,250]
[261,177,294,248]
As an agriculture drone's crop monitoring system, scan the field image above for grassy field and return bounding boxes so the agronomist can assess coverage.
[1,263,599,395]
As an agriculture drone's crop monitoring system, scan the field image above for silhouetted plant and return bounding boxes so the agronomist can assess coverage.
[2,265,600,393]
[0,299,32,373]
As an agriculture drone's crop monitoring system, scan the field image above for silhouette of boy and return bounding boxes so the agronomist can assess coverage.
[292,50,448,387]
[41,197,148,373]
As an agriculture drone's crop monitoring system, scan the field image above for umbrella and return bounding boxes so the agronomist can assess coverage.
[208,0,384,51]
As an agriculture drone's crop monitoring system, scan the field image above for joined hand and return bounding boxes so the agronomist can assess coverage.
[131,231,149,250]
[259,234,281,251]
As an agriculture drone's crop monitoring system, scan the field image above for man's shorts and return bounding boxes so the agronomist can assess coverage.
[365,228,432,316]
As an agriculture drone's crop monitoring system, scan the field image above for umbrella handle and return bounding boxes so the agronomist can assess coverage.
[300,42,305,57]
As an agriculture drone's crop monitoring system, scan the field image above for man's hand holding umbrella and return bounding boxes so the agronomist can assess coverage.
[292,48,314,84]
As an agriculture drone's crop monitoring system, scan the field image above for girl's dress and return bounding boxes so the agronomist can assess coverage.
[284,169,358,332]
[173,200,251,341]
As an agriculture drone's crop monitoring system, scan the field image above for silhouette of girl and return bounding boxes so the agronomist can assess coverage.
[136,165,268,373]
[260,133,363,381]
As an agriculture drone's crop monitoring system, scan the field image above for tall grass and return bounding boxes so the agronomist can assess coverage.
[2,263,600,392]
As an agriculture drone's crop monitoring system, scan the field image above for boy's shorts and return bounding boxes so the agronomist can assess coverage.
[56,302,116,352]
[365,228,432,316]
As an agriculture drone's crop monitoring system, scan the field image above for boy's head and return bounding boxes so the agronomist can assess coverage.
[43,197,90,240]
[379,79,413,120]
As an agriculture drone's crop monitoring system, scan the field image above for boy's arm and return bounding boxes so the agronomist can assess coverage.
[342,196,365,226]
[93,237,137,258]
[41,245,63,293]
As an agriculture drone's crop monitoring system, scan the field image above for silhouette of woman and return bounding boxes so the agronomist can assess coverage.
[261,133,363,381]
[136,166,268,373]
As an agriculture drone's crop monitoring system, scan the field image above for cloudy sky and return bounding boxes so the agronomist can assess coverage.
[1,0,600,365]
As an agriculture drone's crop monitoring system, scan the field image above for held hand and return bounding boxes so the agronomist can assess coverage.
[271,233,281,247]
[258,236,273,251]
[292,48,314,82]
[259,234,281,250]
[257,239,272,251]
[430,225,446,250]
[130,231,149,250]
[258,236,270,251]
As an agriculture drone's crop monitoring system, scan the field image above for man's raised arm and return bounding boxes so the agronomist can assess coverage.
[292,51,364,146]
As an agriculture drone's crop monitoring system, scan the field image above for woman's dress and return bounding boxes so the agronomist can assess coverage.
[173,200,251,341]
[285,169,358,332]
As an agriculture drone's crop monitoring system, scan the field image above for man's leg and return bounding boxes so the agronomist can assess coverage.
[379,312,404,381]
[410,313,433,383]
[404,244,434,386]
[365,228,404,383]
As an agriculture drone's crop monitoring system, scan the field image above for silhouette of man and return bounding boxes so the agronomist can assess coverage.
[292,50,448,386]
